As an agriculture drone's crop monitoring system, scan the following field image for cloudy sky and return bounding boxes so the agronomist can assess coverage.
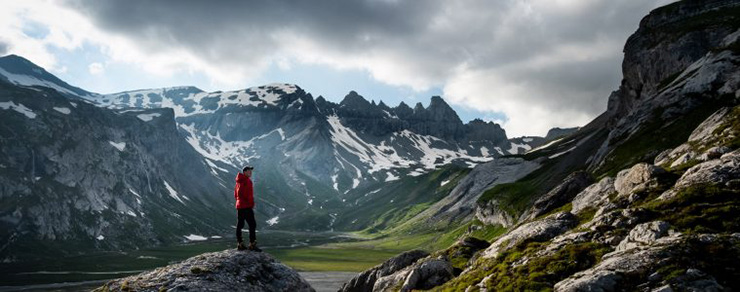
[1,0,673,137]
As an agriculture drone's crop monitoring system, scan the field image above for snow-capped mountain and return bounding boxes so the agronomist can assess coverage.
[86,84,516,195]
[0,79,232,262]
[0,55,93,98]
[0,54,554,239]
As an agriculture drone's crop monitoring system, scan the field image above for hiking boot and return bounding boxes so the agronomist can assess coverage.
[237,242,247,251]
[248,241,262,252]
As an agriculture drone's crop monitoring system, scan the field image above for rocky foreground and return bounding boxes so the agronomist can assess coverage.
[94,249,314,292]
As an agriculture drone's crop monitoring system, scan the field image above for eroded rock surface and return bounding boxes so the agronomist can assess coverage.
[96,249,314,292]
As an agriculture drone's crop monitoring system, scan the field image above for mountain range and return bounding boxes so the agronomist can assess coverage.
[0,52,575,261]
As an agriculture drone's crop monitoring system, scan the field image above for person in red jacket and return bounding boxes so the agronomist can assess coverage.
[235,165,261,251]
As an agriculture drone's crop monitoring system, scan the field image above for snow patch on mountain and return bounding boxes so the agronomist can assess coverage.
[0,67,80,96]
[108,141,126,151]
[0,101,36,119]
[507,142,532,154]
[529,138,564,153]
[331,174,339,191]
[266,216,279,226]
[96,83,299,117]
[53,107,71,114]
[184,234,208,241]
[137,113,161,121]
[164,180,185,204]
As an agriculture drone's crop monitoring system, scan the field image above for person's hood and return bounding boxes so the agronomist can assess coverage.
[236,172,249,182]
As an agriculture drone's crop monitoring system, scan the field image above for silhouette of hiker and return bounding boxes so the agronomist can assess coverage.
[235,165,261,252]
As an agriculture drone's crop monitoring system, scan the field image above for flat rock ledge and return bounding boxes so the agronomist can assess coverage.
[95,249,314,292]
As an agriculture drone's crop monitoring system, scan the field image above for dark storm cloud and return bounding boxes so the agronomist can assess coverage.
[61,0,675,134]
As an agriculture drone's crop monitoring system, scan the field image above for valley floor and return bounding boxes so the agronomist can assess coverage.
[0,230,453,291]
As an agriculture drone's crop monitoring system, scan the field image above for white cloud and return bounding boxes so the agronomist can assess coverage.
[3,0,676,136]
[88,62,104,75]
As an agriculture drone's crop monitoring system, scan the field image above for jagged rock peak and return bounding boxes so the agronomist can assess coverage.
[95,249,314,292]
[378,100,390,110]
[340,90,371,109]
[427,96,463,123]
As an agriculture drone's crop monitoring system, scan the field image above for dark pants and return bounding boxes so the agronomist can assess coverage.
[236,208,256,243]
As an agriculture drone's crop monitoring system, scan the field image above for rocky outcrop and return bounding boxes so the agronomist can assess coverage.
[483,212,577,258]
[95,250,313,292]
[339,250,428,292]
[405,157,539,229]
[393,2,740,291]
[521,171,592,220]
[655,106,738,169]
[660,150,740,200]
[372,258,455,292]
[572,177,616,215]
[475,201,517,228]
[614,163,666,197]
[614,221,672,252]
[591,0,740,173]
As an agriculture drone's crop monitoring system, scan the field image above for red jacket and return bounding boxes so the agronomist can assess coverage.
[234,173,254,209]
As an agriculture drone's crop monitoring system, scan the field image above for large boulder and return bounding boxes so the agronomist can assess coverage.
[339,250,428,292]
[483,212,577,258]
[372,256,457,292]
[95,249,313,292]
[614,163,666,196]
[614,221,672,252]
[572,177,616,215]
[398,259,455,291]
[475,200,516,227]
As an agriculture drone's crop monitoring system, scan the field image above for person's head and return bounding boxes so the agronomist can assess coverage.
[242,166,254,177]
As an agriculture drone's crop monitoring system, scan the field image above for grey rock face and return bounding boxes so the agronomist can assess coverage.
[411,157,539,228]
[371,255,459,292]
[614,163,666,196]
[590,1,740,172]
[655,106,737,169]
[0,83,231,261]
[614,221,671,252]
[572,177,616,215]
[339,250,428,292]
[483,212,576,258]
[555,234,682,292]
[399,259,455,291]
[96,249,314,292]
[660,150,740,200]
[475,200,517,228]
[522,171,592,220]
[689,107,732,143]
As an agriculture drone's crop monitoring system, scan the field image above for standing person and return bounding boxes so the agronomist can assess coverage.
[234,165,261,252]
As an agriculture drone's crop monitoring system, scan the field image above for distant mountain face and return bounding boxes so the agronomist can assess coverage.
[89,85,512,184]
[0,82,232,262]
[76,80,534,229]
[0,52,555,259]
